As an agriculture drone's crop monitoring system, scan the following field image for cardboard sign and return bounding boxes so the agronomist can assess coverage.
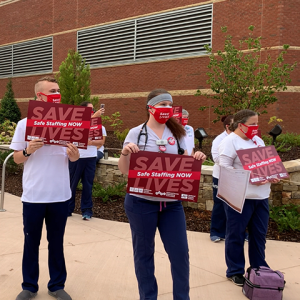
[89,117,103,140]
[172,106,182,124]
[237,145,289,183]
[25,100,92,149]
[127,151,202,202]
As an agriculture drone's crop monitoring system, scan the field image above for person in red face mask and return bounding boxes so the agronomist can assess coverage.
[181,109,195,155]
[218,109,280,287]
[35,78,61,103]
[11,77,78,300]
[118,89,206,300]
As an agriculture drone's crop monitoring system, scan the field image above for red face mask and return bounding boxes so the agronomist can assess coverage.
[149,105,174,124]
[182,118,189,126]
[40,93,61,103]
[240,124,259,140]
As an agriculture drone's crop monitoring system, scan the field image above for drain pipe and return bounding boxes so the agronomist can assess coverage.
[0,152,14,212]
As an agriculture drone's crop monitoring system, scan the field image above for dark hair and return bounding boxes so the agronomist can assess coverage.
[80,101,92,107]
[229,110,258,132]
[221,115,234,129]
[146,89,186,140]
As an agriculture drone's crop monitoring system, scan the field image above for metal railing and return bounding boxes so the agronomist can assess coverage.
[0,152,14,212]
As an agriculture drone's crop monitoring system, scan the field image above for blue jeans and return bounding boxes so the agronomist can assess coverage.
[22,201,68,293]
[125,194,190,300]
[210,177,226,239]
[68,157,96,217]
[224,198,269,277]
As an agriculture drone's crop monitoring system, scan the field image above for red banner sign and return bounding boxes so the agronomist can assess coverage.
[25,100,92,149]
[172,106,182,124]
[127,151,202,202]
[237,145,289,183]
[89,117,103,140]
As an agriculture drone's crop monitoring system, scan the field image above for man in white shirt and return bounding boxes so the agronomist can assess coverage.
[10,77,79,300]
[68,102,104,220]
[182,109,195,155]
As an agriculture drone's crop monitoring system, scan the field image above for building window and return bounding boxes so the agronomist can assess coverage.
[77,4,212,67]
[0,37,53,78]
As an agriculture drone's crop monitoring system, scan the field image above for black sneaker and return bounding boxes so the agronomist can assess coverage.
[228,274,245,286]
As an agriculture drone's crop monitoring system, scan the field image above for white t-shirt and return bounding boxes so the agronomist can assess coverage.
[184,125,195,155]
[10,118,71,203]
[98,126,107,153]
[218,132,271,199]
[212,130,228,179]
[124,123,187,202]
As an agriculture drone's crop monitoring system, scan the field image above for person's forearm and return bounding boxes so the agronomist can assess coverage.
[13,150,29,164]
[90,140,103,147]
[118,153,130,175]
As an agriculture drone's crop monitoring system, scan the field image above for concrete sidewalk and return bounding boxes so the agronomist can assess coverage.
[1,193,299,300]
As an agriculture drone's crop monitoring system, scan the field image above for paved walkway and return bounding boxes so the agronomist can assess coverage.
[1,193,300,300]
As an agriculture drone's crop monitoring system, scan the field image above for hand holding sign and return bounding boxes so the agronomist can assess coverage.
[26,138,44,155]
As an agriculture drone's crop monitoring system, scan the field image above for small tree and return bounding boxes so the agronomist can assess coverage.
[196,26,297,123]
[56,49,91,105]
[0,79,21,124]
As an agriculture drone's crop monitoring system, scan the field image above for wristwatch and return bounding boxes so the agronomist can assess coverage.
[23,148,31,157]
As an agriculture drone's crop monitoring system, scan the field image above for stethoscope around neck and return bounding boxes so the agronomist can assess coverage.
[137,121,185,155]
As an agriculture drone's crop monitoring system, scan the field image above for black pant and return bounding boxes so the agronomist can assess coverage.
[22,201,68,293]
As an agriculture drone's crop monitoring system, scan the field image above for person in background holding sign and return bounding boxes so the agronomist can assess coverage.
[182,109,195,156]
[218,109,280,286]
[10,77,79,300]
[210,115,233,242]
[118,89,206,300]
[68,101,104,220]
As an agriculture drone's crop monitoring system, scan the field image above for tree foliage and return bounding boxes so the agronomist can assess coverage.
[0,79,21,124]
[56,49,91,105]
[196,26,297,123]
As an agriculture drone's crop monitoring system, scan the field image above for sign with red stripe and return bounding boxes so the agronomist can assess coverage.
[89,117,103,140]
[237,146,289,183]
[25,100,92,149]
[127,151,202,202]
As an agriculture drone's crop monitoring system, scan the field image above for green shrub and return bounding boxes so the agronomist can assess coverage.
[92,182,127,202]
[202,158,214,166]
[0,120,16,145]
[0,150,20,174]
[269,204,300,232]
[0,80,21,124]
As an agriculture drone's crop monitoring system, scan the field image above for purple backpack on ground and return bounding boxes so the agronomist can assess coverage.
[242,266,285,300]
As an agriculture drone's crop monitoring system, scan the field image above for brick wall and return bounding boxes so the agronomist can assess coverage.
[0,0,299,134]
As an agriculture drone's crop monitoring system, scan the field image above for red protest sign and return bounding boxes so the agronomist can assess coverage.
[237,145,289,183]
[89,117,103,140]
[127,151,202,202]
[172,106,182,124]
[25,100,91,149]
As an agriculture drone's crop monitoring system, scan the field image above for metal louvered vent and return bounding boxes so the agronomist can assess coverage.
[0,46,12,78]
[77,21,135,67]
[77,4,212,67]
[0,37,53,78]
[136,5,212,61]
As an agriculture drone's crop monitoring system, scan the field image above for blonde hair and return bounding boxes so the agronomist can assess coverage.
[34,76,58,95]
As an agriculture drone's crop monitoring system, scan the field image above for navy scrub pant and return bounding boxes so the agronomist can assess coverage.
[22,201,69,293]
[68,157,96,217]
[224,198,269,277]
[124,194,190,300]
[210,177,226,239]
